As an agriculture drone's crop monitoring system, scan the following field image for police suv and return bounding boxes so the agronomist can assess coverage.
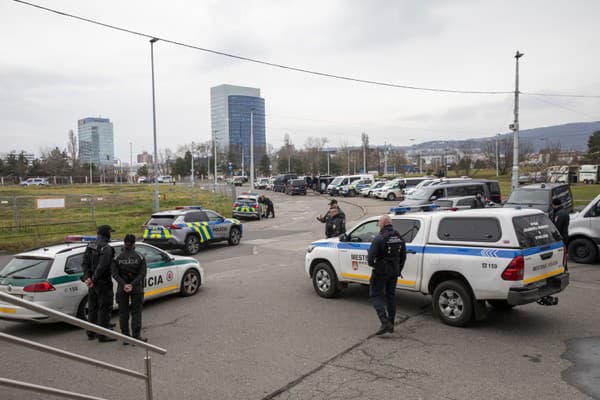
[305,206,569,326]
[0,237,204,322]
[143,206,242,255]
[232,193,266,220]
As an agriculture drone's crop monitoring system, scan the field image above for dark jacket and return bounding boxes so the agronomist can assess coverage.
[112,247,147,293]
[317,207,346,223]
[553,207,570,241]
[325,213,346,238]
[81,236,114,285]
[264,197,273,207]
[367,224,407,275]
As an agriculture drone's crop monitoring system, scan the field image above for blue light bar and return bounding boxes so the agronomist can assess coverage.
[390,207,410,215]
[389,204,440,215]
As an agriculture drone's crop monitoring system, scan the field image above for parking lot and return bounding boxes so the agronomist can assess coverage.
[1,189,599,400]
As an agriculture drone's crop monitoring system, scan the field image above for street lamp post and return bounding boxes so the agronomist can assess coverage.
[191,141,195,187]
[250,109,255,191]
[327,152,330,175]
[129,141,134,183]
[496,134,500,176]
[150,37,160,212]
[511,50,524,191]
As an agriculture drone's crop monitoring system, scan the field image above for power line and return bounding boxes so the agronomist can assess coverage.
[13,0,512,95]
[522,92,600,99]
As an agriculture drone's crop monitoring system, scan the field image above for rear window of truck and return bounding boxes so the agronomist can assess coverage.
[437,217,501,242]
[512,214,562,248]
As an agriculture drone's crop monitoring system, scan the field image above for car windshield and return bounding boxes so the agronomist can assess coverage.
[407,188,431,200]
[330,177,343,185]
[0,257,53,279]
[147,215,176,226]
[506,189,548,205]
[291,180,304,186]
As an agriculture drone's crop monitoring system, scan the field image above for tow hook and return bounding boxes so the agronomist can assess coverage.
[536,295,559,306]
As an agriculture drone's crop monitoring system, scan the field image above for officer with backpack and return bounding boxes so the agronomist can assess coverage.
[367,215,406,335]
[112,234,147,343]
[81,225,116,342]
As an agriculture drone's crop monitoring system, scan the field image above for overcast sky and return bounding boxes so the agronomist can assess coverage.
[1,0,599,162]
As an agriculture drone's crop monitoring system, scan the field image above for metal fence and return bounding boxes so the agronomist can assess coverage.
[0,291,166,400]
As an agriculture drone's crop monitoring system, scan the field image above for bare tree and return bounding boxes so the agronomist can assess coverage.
[67,129,78,166]
[482,136,534,175]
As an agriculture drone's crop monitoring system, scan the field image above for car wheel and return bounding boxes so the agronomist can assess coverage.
[228,227,241,245]
[76,296,88,320]
[180,269,201,297]
[312,262,340,298]
[569,238,598,264]
[432,280,474,327]
[487,300,515,310]
[387,193,396,201]
[184,235,201,255]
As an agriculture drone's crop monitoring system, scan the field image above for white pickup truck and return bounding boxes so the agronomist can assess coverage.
[305,207,569,326]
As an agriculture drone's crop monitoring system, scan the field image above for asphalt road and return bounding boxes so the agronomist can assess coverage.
[0,189,599,400]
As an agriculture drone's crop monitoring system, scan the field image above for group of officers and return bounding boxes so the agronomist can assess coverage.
[80,225,147,344]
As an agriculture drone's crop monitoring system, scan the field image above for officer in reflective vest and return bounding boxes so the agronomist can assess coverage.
[367,215,406,335]
[112,234,147,343]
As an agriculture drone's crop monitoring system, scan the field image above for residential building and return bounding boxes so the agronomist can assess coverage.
[78,117,114,165]
[210,84,266,174]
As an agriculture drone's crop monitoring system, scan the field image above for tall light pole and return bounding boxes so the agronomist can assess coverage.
[249,109,255,191]
[190,141,195,187]
[495,134,500,177]
[150,37,160,212]
[327,152,330,175]
[511,50,524,191]
[129,141,134,183]
[213,130,218,186]
[384,143,389,175]
[362,132,367,174]
[347,148,350,175]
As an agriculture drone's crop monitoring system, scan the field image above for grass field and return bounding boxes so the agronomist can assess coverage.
[0,184,233,253]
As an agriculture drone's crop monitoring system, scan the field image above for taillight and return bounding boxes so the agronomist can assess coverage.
[23,281,56,293]
[252,204,258,209]
[502,255,524,281]
[233,202,240,207]
[168,224,180,230]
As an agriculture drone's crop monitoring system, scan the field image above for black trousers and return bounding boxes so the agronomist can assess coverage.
[369,271,398,325]
[117,290,144,337]
[87,283,113,337]
[267,204,275,218]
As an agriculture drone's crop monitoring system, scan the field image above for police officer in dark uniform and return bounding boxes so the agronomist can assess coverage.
[264,196,275,218]
[81,225,116,342]
[324,206,345,238]
[367,215,406,335]
[112,234,147,343]
[551,198,570,246]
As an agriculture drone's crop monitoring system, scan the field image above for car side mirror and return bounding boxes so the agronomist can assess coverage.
[429,196,437,201]
[339,233,348,242]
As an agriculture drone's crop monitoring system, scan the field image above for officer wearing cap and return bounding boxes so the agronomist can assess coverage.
[316,199,346,222]
[112,234,147,343]
[81,225,116,342]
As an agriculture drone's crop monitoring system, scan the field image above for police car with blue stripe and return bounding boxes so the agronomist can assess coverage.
[305,205,569,326]
[142,206,242,255]
[0,236,204,322]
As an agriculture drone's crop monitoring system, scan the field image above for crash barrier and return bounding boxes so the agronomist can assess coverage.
[0,291,166,400]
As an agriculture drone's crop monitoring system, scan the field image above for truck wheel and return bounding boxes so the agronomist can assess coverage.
[432,280,474,327]
[387,193,396,201]
[487,300,515,310]
[228,227,241,245]
[184,235,201,255]
[312,262,340,298]
[569,238,598,264]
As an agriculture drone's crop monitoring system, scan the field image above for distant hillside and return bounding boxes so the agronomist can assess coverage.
[411,121,600,153]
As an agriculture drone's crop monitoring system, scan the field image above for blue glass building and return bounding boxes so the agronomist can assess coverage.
[210,85,266,174]
[78,117,114,165]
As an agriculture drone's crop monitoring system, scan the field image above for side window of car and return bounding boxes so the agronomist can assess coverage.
[184,212,201,223]
[205,210,223,222]
[65,253,85,274]
[136,244,165,263]
[349,221,379,243]
[438,217,501,242]
[465,185,484,196]
[457,198,473,206]
[392,219,421,243]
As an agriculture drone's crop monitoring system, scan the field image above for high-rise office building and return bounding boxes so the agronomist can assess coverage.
[78,117,114,165]
[210,85,266,174]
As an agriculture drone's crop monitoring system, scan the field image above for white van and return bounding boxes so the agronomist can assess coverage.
[327,174,373,196]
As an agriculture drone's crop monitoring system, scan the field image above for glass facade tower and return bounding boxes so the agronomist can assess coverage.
[210,85,266,174]
[78,117,114,165]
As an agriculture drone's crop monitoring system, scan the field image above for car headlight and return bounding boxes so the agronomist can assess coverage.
[307,244,316,253]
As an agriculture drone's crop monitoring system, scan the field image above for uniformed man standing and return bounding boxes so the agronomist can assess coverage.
[264,196,275,218]
[81,225,116,342]
[367,215,406,335]
[325,206,345,238]
[112,234,147,343]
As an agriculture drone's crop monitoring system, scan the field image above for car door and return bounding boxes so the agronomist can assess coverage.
[339,220,379,284]
[205,210,228,240]
[391,218,424,290]
[135,244,179,299]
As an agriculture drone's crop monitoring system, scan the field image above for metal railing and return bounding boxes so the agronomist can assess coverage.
[0,291,166,400]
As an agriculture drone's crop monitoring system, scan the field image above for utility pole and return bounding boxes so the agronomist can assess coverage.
[511,51,524,191]
[384,143,389,175]
[327,152,330,175]
[362,132,367,174]
[250,109,255,191]
[347,148,350,175]
[150,38,160,212]
[129,141,133,183]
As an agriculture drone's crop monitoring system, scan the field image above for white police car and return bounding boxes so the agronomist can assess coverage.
[0,237,204,322]
[305,206,569,326]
